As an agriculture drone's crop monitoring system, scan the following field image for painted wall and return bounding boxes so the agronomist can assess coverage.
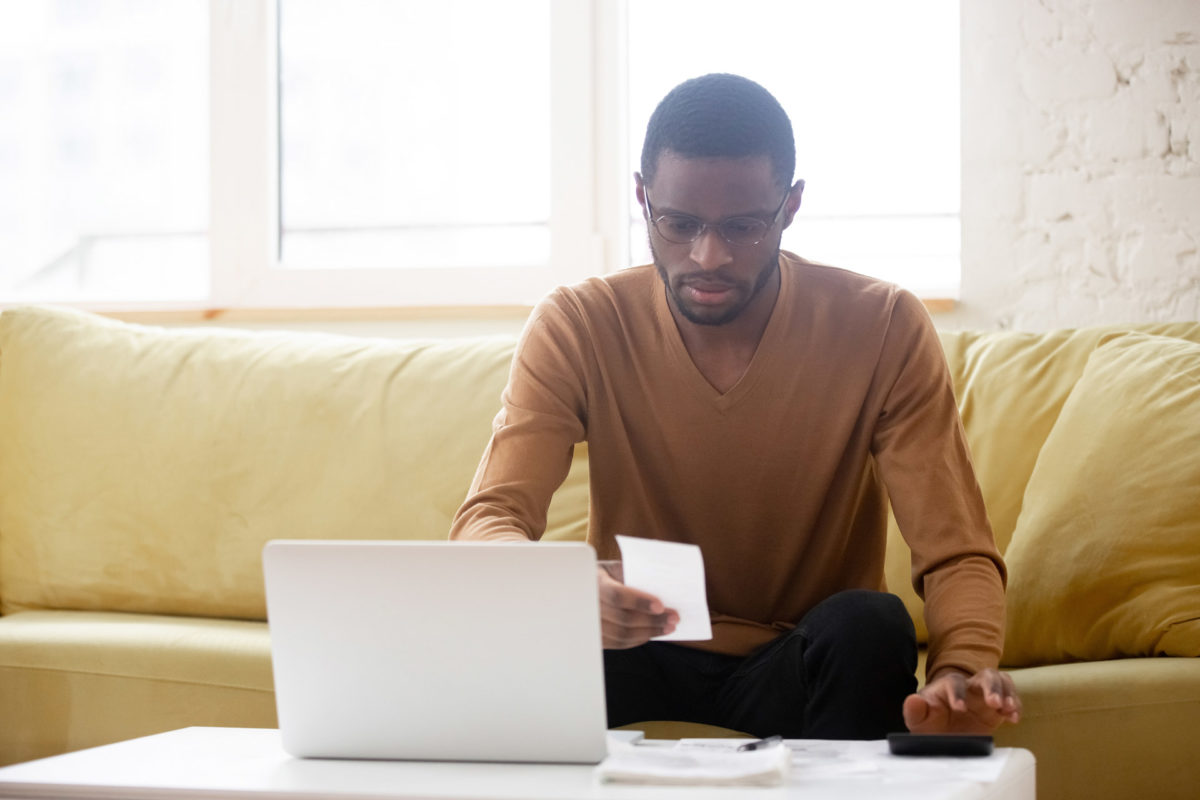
[948,0,1200,331]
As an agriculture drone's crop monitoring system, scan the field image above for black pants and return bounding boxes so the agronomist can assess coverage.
[603,589,918,739]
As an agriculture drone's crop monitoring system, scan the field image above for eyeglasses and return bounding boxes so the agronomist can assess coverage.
[644,191,790,247]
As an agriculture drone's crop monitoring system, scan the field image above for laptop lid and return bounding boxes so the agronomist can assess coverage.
[262,540,608,764]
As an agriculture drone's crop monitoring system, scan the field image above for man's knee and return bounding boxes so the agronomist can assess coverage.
[807,589,912,628]
[800,590,917,664]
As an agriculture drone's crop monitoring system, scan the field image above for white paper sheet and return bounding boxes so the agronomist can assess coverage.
[669,739,1013,784]
[597,738,788,785]
[615,535,712,641]
[788,739,1012,783]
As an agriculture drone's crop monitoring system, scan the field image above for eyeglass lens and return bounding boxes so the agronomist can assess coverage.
[645,190,788,246]
[654,216,768,245]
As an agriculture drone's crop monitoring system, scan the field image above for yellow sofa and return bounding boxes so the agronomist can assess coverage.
[1,306,1198,800]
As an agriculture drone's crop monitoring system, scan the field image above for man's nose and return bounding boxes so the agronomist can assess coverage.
[688,227,733,271]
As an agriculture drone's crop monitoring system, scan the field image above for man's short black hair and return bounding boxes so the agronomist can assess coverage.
[640,73,796,190]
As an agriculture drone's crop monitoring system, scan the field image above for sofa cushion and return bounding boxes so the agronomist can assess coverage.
[0,307,588,619]
[997,657,1200,800]
[1002,332,1200,665]
[884,321,1200,643]
[0,610,276,766]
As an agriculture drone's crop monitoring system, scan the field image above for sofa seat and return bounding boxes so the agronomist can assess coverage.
[1000,657,1200,800]
[0,609,752,764]
[9,604,1198,799]
[0,611,275,765]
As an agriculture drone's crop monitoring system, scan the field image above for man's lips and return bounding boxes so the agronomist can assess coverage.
[681,280,738,305]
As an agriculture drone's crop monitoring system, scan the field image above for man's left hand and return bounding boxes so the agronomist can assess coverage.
[902,668,1022,734]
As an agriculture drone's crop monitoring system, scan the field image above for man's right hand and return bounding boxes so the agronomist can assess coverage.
[597,566,679,649]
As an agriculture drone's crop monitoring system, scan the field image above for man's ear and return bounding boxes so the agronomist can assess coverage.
[634,173,648,216]
[781,179,805,229]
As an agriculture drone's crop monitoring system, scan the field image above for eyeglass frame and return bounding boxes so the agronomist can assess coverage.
[643,188,793,247]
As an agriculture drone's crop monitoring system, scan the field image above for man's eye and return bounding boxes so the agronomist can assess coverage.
[723,218,763,237]
[661,216,702,237]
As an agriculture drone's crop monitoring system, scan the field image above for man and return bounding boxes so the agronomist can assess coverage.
[451,74,1021,738]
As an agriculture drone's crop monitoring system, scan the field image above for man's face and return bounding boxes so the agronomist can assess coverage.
[637,152,800,327]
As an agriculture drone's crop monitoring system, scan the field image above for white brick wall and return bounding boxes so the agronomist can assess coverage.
[949,0,1200,330]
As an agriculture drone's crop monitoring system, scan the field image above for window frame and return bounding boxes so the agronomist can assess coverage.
[16,0,958,315]
[200,0,626,313]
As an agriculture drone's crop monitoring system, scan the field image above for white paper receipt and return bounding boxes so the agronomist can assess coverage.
[616,535,713,641]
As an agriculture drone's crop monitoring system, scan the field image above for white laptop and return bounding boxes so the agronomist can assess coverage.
[262,540,609,764]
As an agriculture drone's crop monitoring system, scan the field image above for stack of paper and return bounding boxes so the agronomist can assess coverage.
[596,740,789,787]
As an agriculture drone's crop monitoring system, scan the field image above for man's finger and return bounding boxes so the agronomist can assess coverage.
[922,673,968,713]
[971,670,1020,718]
[599,604,674,630]
[597,574,678,648]
[994,675,1021,721]
[941,679,968,712]
[601,615,677,649]
[597,569,665,613]
[979,677,1004,709]
[902,694,931,728]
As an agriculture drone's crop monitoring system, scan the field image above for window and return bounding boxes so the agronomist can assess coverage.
[626,0,960,297]
[0,0,208,303]
[278,1,552,272]
[206,0,593,309]
[1,1,959,310]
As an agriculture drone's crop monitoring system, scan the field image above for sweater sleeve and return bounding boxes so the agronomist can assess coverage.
[449,292,589,543]
[869,290,1007,679]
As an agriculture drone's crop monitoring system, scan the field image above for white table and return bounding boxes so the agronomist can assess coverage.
[0,727,1035,800]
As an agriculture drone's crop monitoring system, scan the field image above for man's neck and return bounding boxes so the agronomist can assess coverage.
[667,266,782,394]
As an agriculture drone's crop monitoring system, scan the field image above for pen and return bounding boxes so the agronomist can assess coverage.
[737,734,783,751]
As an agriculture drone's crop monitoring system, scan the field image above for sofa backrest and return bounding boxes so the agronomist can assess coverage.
[884,321,1200,642]
[4,305,1198,636]
[0,306,588,620]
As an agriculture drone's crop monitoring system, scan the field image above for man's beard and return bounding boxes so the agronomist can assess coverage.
[652,243,781,327]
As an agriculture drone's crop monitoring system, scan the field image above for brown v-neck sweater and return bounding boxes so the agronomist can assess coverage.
[451,252,1005,678]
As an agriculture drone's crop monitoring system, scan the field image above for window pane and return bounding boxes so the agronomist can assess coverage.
[279,0,551,271]
[0,0,209,303]
[627,0,960,296]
